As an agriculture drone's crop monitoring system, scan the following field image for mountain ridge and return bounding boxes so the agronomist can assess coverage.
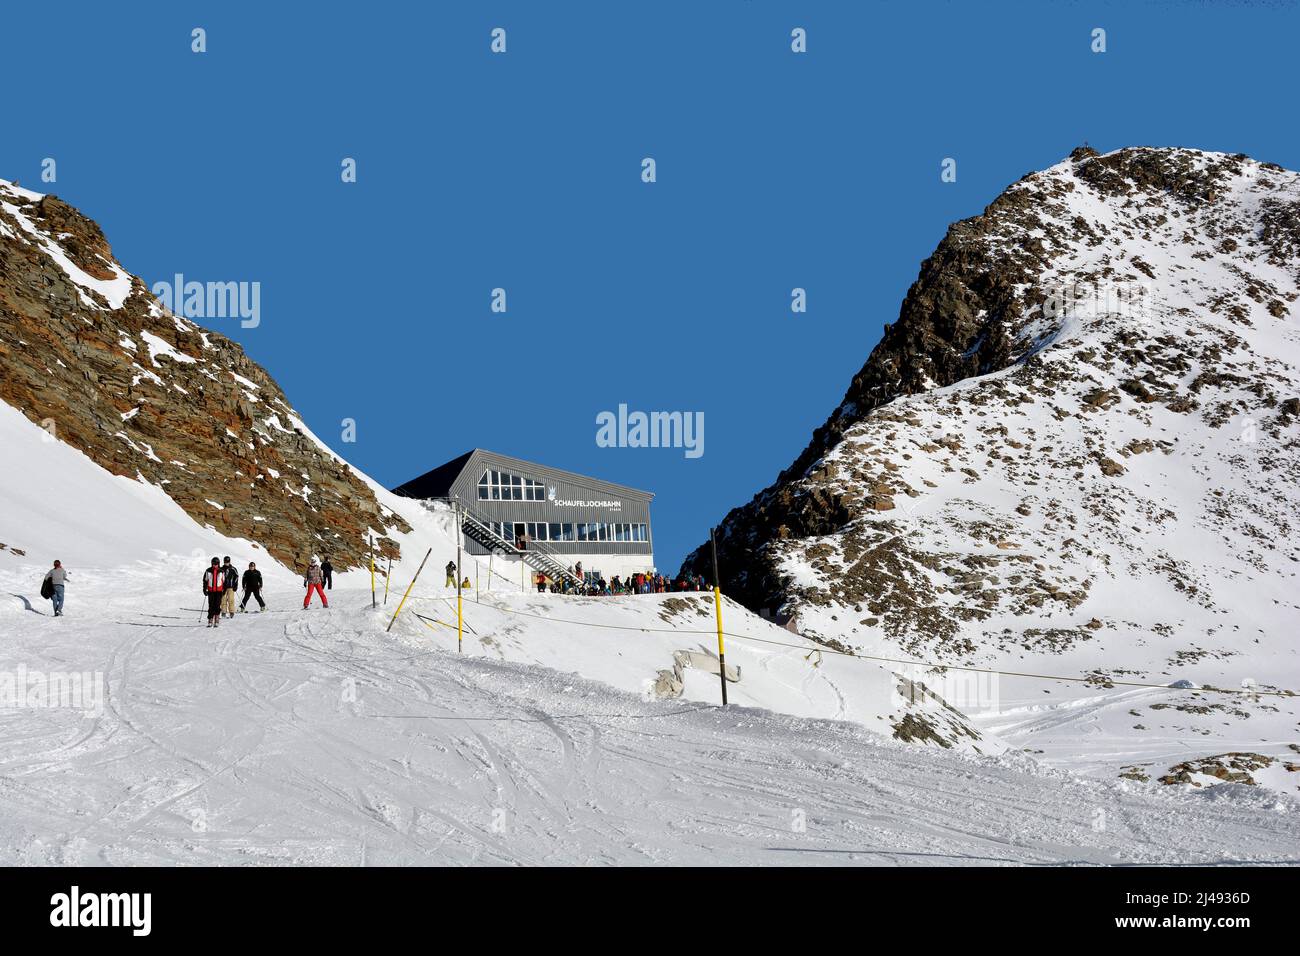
[682,145,1300,625]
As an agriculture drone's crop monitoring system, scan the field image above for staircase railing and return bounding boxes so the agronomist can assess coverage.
[415,497,582,586]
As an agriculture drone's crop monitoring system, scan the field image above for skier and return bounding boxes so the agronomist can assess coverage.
[535,571,547,593]
[240,561,265,612]
[220,556,239,618]
[303,557,328,609]
[42,560,69,617]
[445,560,457,588]
[321,556,333,590]
[202,557,225,627]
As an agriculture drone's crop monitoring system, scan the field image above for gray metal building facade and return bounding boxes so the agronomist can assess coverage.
[392,449,655,573]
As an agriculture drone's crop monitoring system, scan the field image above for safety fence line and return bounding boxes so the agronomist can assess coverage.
[407,594,1299,700]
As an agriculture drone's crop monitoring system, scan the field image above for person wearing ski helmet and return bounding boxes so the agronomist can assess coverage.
[203,557,225,627]
[303,556,328,609]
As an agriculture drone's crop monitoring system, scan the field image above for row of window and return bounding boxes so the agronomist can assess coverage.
[486,521,649,544]
[478,469,546,501]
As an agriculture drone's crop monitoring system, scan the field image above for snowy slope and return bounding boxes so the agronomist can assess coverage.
[2,379,1298,864]
[2,547,1297,864]
[0,385,991,751]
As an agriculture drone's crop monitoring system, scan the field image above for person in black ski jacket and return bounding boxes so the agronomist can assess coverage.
[321,557,333,590]
[240,562,265,612]
[202,558,225,627]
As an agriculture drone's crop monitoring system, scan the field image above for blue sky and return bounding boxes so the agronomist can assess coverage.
[5,0,1297,571]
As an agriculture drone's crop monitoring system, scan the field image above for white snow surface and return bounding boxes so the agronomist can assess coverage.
[2,397,1298,863]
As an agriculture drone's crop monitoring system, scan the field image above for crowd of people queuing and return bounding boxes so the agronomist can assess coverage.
[531,564,710,597]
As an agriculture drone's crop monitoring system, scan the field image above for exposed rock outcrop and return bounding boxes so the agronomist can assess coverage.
[680,147,1300,657]
[0,179,408,569]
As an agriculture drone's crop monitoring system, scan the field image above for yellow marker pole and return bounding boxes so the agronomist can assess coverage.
[369,535,377,609]
[386,547,432,633]
[710,528,728,706]
[384,557,392,604]
[456,501,464,654]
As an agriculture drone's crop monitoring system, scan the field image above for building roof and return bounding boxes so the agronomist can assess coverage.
[391,448,654,501]
[391,450,476,499]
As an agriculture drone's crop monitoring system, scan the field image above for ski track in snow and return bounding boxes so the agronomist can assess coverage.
[1,585,1297,866]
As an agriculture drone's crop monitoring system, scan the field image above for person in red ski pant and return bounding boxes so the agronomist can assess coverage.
[303,558,328,608]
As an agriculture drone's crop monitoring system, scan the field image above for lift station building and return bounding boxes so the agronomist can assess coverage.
[392,449,655,584]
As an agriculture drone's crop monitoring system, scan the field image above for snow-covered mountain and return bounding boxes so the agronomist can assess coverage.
[0,178,409,571]
[682,146,1300,789]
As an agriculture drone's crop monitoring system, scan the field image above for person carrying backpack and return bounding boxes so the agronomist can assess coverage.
[303,557,328,609]
[240,562,265,612]
[41,560,69,617]
[220,556,239,618]
[445,560,457,588]
[202,557,225,627]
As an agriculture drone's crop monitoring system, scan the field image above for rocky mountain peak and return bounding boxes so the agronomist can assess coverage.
[682,146,1300,648]
[0,178,409,570]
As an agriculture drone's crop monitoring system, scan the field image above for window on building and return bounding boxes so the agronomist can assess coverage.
[478,469,546,501]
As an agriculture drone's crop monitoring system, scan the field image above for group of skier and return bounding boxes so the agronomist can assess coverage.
[201,554,333,627]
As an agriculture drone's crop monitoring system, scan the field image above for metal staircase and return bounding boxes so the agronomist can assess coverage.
[457,506,582,587]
